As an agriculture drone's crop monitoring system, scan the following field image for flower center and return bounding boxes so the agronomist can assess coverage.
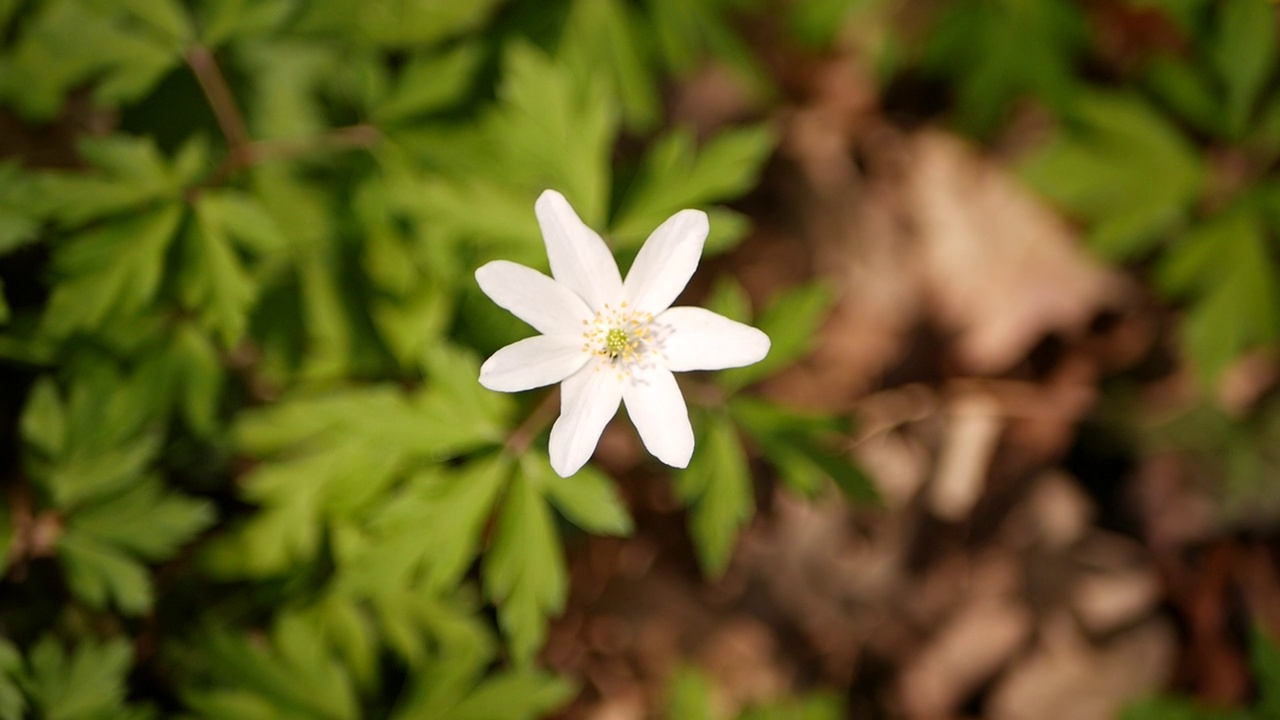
[604,328,630,356]
[582,302,655,376]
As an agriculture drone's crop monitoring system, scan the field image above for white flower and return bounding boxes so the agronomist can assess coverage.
[475,190,771,477]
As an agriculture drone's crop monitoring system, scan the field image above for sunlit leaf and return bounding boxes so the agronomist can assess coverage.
[923,0,1088,135]
[22,636,135,720]
[528,454,633,536]
[1022,91,1204,259]
[1209,0,1277,139]
[721,282,833,391]
[483,467,567,664]
[676,412,752,577]
[42,204,183,339]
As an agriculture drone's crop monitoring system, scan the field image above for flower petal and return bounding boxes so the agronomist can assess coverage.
[548,364,624,477]
[479,335,589,392]
[622,209,708,314]
[622,366,694,468]
[535,190,623,312]
[657,306,771,371]
[475,260,593,336]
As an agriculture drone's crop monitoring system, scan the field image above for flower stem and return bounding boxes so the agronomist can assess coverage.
[506,389,561,456]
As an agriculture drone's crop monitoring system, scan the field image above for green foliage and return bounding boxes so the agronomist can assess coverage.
[678,410,755,576]
[1157,206,1280,383]
[1022,0,1280,383]
[665,665,847,720]
[0,0,184,120]
[674,279,872,577]
[9,636,152,720]
[922,0,1090,135]
[1022,91,1205,260]
[0,0,860,714]
[1142,0,1279,144]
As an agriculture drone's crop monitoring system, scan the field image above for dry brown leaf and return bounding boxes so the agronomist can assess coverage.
[907,132,1127,373]
[988,613,1176,720]
[898,598,1034,717]
[930,392,1004,520]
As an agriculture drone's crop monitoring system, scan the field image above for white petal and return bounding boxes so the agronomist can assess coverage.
[657,307,771,371]
[479,335,589,392]
[535,190,623,312]
[622,366,694,468]
[622,209,708,314]
[475,260,592,336]
[548,364,623,477]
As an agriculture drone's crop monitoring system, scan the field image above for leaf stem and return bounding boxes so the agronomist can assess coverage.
[185,44,249,162]
[185,44,380,189]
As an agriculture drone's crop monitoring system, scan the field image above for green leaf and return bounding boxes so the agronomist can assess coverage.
[42,204,183,339]
[196,0,292,47]
[366,590,494,673]
[46,432,160,510]
[0,163,41,255]
[0,638,23,720]
[296,0,504,48]
[185,196,259,346]
[0,0,180,120]
[22,636,134,720]
[483,467,567,664]
[732,396,875,502]
[21,377,67,459]
[612,124,775,251]
[1253,627,1280,717]
[1157,208,1280,382]
[1145,56,1224,137]
[140,322,225,435]
[445,670,576,720]
[419,343,514,439]
[338,457,508,597]
[676,412,753,577]
[665,666,719,720]
[388,630,571,720]
[195,189,290,261]
[646,0,770,93]
[1119,697,1244,720]
[498,42,617,227]
[1210,0,1277,139]
[56,532,153,613]
[213,375,504,577]
[120,0,192,47]
[66,478,214,561]
[740,693,848,720]
[1022,91,1204,259]
[559,0,660,131]
[238,40,339,140]
[183,615,359,720]
[33,136,191,228]
[721,282,833,391]
[923,0,1088,135]
[704,276,752,324]
[374,44,482,125]
[529,454,633,536]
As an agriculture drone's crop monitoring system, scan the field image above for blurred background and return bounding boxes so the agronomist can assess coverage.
[2,0,1280,718]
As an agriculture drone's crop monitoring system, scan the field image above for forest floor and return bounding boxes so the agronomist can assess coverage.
[544,35,1280,720]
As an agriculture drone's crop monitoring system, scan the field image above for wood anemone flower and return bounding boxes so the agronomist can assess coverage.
[475,190,771,477]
